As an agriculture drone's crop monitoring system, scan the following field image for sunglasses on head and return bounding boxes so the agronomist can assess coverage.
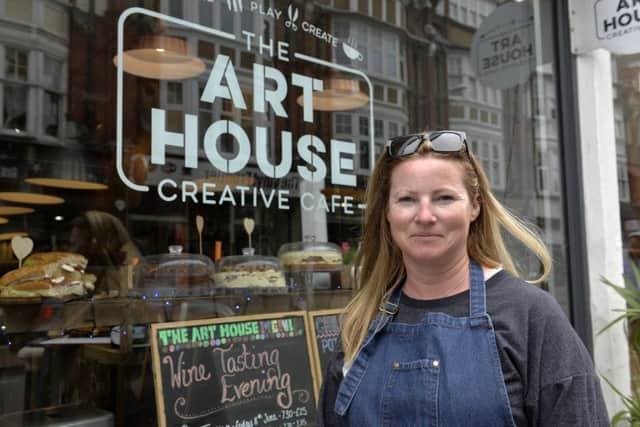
[386,131,468,159]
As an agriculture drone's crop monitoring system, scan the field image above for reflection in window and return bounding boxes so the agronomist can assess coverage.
[335,114,352,134]
[169,0,183,18]
[387,88,398,104]
[360,140,369,170]
[199,1,213,27]
[5,47,28,80]
[167,82,183,105]
[386,0,396,24]
[359,117,369,136]
[375,119,383,138]
[374,85,384,101]
[373,0,382,19]
[388,122,398,138]
[3,85,27,131]
[335,0,350,10]
[358,0,368,14]
[43,91,59,137]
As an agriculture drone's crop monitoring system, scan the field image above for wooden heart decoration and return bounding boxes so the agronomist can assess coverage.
[11,236,33,267]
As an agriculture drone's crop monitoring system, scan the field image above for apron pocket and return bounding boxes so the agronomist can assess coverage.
[382,358,440,427]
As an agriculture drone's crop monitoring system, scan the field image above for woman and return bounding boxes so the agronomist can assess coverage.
[70,210,141,295]
[319,131,609,426]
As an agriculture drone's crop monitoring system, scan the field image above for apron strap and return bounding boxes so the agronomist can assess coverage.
[468,259,487,317]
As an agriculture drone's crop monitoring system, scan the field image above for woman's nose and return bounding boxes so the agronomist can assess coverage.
[414,200,436,223]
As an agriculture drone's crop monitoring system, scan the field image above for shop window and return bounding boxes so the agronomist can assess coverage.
[388,122,398,138]
[221,2,235,33]
[43,91,60,137]
[198,40,216,59]
[335,114,352,134]
[169,0,183,18]
[370,32,383,74]
[240,51,255,69]
[373,0,382,19]
[199,1,213,27]
[618,160,631,203]
[449,104,465,118]
[450,4,458,19]
[359,116,369,136]
[334,0,350,10]
[44,3,67,37]
[43,56,63,91]
[386,0,396,24]
[468,77,477,99]
[5,0,32,23]
[387,88,398,104]
[374,85,384,101]
[471,140,504,191]
[167,82,183,105]
[5,47,28,81]
[242,9,255,33]
[358,0,369,14]
[375,119,383,138]
[220,46,236,61]
[3,84,27,131]
[360,140,370,170]
[383,37,398,78]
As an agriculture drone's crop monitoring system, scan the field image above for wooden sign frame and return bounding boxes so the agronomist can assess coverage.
[307,308,343,396]
[150,311,319,427]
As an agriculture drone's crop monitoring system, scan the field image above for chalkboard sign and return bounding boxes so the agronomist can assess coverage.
[150,312,318,427]
[308,309,343,388]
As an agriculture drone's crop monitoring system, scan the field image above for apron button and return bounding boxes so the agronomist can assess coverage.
[432,360,440,368]
[392,362,400,369]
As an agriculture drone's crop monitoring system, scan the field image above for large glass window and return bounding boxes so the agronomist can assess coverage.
[0,0,569,424]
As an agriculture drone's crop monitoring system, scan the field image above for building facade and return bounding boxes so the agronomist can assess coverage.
[0,0,631,424]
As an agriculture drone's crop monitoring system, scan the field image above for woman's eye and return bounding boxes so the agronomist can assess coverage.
[435,195,455,202]
[397,196,415,203]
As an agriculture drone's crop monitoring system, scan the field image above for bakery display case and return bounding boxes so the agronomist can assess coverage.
[132,245,215,298]
[278,236,348,290]
[214,247,287,290]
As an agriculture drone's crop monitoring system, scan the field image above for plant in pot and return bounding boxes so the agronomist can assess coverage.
[601,261,640,425]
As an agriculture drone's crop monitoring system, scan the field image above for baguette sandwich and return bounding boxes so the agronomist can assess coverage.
[0,252,96,298]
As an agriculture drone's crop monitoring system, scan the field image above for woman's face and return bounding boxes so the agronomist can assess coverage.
[386,156,480,268]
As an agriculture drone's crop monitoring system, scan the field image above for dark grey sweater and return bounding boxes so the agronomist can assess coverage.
[318,270,611,426]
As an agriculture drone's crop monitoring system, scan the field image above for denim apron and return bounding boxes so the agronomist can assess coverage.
[334,261,516,426]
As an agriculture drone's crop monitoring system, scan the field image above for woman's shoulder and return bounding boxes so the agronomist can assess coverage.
[485,270,567,322]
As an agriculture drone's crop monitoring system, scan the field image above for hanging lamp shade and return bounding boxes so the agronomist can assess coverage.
[113,35,205,80]
[25,155,108,191]
[297,77,369,111]
[0,193,64,205]
[0,206,34,215]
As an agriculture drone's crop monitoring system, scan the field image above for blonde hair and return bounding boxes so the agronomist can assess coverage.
[341,139,551,364]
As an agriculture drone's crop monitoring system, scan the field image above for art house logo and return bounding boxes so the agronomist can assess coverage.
[115,8,374,215]
[595,0,640,39]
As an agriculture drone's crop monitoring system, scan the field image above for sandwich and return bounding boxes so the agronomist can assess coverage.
[0,252,96,298]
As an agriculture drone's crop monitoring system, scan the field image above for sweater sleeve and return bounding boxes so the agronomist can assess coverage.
[535,374,610,426]
[523,295,610,427]
[317,348,344,427]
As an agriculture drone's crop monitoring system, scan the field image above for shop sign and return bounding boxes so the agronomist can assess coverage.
[470,2,536,90]
[308,309,342,384]
[151,312,318,427]
[115,8,374,216]
[570,0,640,54]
